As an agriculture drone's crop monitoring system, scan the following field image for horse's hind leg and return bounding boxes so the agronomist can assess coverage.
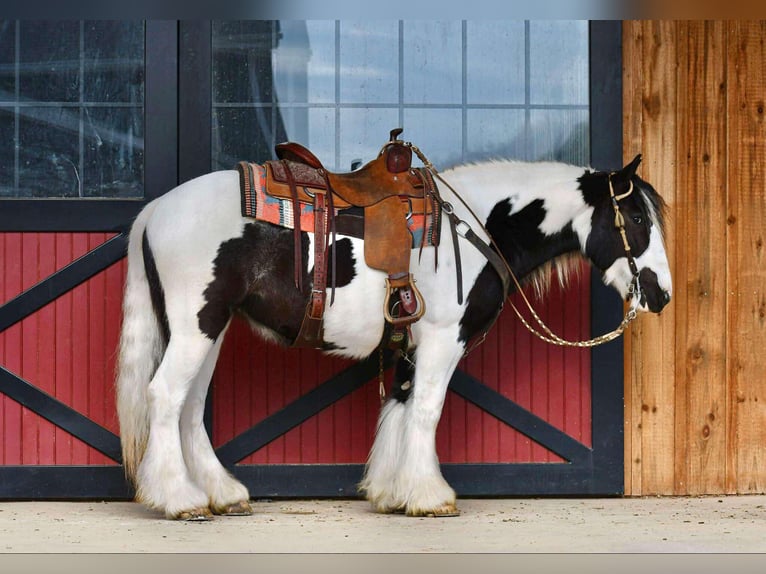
[180,326,252,516]
[136,333,214,520]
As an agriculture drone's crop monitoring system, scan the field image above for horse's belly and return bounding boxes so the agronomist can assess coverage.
[320,261,388,359]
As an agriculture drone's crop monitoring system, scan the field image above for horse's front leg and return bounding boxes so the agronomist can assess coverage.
[362,324,463,516]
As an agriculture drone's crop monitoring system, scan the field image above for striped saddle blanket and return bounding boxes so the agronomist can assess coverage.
[238,162,437,248]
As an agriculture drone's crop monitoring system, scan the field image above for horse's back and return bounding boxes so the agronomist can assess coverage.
[140,170,244,255]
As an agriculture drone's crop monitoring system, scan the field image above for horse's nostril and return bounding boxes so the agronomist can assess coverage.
[662,290,671,305]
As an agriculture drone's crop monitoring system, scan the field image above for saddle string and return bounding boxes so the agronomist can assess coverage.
[407,143,641,349]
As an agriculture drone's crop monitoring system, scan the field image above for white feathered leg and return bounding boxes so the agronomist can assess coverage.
[359,397,408,513]
[362,324,463,516]
[397,327,463,516]
[135,333,214,520]
[179,327,252,515]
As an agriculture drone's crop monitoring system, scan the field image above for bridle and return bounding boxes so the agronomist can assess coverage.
[408,143,643,349]
[608,173,643,307]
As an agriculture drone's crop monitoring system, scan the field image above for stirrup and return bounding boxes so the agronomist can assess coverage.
[383,278,425,327]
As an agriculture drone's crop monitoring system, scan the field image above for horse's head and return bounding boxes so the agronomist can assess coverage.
[578,155,672,313]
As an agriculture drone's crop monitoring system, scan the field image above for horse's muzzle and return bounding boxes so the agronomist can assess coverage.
[639,267,671,313]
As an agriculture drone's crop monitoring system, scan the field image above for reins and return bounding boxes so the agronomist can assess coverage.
[407,143,642,349]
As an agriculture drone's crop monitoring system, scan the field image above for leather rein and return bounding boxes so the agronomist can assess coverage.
[409,144,642,350]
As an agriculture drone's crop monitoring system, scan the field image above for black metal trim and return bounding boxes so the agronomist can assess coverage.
[588,20,625,495]
[231,463,603,498]
[0,234,128,333]
[0,467,132,499]
[179,21,213,184]
[0,201,145,233]
[0,462,601,500]
[144,20,180,203]
[0,368,122,463]
[0,21,178,232]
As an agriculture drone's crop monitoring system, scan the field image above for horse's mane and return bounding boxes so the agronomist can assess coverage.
[636,180,668,240]
[524,252,586,301]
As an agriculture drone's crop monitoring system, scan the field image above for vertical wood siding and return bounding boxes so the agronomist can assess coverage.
[623,21,766,495]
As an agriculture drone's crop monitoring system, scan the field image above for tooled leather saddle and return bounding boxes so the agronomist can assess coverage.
[240,128,442,348]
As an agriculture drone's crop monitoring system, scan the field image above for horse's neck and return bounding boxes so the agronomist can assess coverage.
[496,217,581,284]
[444,160,589,280]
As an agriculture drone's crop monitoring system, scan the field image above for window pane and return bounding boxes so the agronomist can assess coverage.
[280,106,335,163]
[212,19,590,178]
[83,107,143,197]
[19,21,80,102]
[466,21,525,105]
[528,109,589,164]
[18,107,80,197]
[0,110,14,196]
[403,21,462,105]
[529,21,588,105]
[0,20,145,198]
[213,107,278,171]
[213,20,274,104]
[84,21,144,103]
[467,109,527,162]
[339,21,398,104]
[403,108,462,167]
[339,107,398,171]
[274,20,335,104]
[0,21,14,97]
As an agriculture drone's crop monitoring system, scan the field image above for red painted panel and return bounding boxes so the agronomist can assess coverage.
[1,233,24,465]
[2,232,591,468]
[0,232,123,466]
[213,267,591,465]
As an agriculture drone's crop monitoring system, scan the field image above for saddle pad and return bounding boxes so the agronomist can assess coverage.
[238,162,436,247]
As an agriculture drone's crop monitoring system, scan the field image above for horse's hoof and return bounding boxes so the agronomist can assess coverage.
[373,504,406,515]
[214,500,254,516]
[176,507,214,521]
[407,504,460,518]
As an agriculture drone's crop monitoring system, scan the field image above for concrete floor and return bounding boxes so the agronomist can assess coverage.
[1,495,765,554]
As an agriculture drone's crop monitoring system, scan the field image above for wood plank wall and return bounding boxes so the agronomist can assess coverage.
[623,21,766,495]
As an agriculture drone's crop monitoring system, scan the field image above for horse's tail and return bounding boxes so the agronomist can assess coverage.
[115,202,164,485]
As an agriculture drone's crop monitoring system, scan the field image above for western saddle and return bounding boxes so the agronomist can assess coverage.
[262,128,441,348]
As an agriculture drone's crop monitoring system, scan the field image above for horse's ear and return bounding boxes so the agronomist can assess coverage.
[620,154,642,178]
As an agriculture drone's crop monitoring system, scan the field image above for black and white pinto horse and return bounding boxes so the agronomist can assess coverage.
[116,153,671,519]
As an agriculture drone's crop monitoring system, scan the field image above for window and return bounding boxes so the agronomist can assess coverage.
[0,20,175,232]
[211,20,589,173]
[0,21,145,199]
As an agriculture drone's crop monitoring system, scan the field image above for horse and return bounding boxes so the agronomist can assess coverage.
[115,150,672,520]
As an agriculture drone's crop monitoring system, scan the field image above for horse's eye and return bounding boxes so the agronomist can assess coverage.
[632,215,643,225]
